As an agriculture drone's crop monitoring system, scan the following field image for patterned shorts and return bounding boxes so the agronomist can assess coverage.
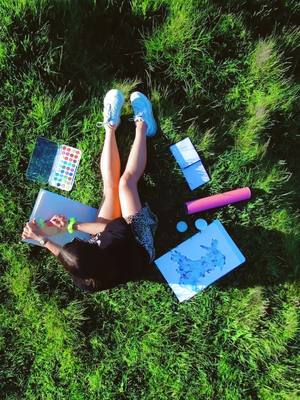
[125,203,158,263]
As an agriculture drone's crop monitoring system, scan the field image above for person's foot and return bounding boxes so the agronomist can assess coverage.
[103,89,125,128]
[130,91,157,137]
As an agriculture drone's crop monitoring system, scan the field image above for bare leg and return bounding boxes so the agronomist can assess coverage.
[119,120,147,218]
[97,124,122,222]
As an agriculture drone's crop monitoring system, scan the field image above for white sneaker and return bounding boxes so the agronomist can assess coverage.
[102,89,125,127]
[130,91,157,137]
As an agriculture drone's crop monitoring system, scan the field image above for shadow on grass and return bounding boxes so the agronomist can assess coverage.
[33,217,298,305]
[10,0,165,99]
[217,223,299,290]
[107,226,299,312]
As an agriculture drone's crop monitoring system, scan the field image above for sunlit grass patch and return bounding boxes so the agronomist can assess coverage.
[225,39,298,162]
[141,0,249,100]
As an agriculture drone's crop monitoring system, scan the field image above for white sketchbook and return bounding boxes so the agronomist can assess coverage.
[22,189,98,247]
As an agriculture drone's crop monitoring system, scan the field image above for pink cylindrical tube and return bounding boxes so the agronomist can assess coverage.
[185,187,251,214]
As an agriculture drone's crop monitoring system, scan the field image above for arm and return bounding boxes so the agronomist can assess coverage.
[43,238,62,257]
[22,220,62,256]
[74,220,108,235]
[22,216,108,246]
[48,214,109,235]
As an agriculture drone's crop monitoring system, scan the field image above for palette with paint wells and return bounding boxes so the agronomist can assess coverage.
[26,137,82,192]
[48,144,81,191]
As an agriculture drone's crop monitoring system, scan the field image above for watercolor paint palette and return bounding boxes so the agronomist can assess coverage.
[26,137,81,191]
[48,144,81,191]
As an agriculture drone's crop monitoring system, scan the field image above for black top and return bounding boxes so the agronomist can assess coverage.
[71,217,149,292]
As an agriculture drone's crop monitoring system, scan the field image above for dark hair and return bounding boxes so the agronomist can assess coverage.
[57,238,107,279]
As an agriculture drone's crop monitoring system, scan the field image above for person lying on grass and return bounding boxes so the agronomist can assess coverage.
[21,89,158,292]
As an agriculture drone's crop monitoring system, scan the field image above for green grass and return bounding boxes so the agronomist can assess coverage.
[0,0,299,399]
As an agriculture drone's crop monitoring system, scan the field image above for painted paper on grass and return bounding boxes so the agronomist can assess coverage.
[154,220,245,302]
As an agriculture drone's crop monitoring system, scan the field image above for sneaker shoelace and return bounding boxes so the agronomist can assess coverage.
[96,103,118,128]
[128,112,144,122]
[103,103,113,123]
[96,121,109,128]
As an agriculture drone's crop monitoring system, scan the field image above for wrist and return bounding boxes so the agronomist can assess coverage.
[37,236,49,246]
[67,217,77,234]
[35,234,45,241]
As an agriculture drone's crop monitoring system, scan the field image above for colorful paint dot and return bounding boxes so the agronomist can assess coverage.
[176,221,188,232]
[195,219,208,231]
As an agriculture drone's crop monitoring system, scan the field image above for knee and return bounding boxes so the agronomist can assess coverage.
[119,172,138,189]
[103,182,119,194]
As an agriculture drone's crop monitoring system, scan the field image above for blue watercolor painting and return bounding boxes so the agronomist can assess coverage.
[154,220,245,302]
[171,239,226,291]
